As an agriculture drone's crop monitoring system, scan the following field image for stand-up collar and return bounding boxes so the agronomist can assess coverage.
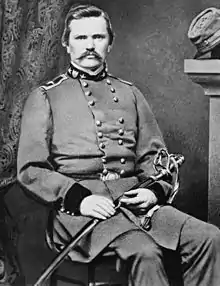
[67,62,108,81]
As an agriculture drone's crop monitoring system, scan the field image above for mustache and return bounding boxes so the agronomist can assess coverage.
[78,50,102,60]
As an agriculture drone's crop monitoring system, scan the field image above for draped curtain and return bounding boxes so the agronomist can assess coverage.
[0,0,73,189]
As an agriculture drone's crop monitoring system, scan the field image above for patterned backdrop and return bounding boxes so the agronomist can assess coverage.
[0,0,74,190]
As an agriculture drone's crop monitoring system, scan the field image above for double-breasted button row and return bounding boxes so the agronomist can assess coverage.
[82,83,95,107]
[117,118,125,164]
[105,78,120,103]
[81,83,106,156]
[80,78,127,177]
[118,118,124,146]
[60,206,74,216]
[82,79,119,106]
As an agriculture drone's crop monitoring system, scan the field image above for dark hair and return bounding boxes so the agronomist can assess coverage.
[61,4,114,47]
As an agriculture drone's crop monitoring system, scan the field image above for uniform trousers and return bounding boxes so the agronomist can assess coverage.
[108,214,220,286]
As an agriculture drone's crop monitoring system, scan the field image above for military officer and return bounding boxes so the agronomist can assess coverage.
[17,4,220,286]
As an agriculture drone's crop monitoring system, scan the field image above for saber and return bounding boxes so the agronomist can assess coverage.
[34,218,99,286]
[34,151,184,286]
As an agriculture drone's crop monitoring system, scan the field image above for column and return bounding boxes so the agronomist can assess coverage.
[184,59,220,227]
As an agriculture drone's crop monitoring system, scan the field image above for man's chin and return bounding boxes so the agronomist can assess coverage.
[78,60,103,71]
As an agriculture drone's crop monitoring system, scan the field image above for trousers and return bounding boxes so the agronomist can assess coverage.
[108,215,220,286]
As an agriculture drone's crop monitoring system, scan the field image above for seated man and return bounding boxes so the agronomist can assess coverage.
[17,4,220,286]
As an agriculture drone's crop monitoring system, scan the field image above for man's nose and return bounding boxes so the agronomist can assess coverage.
[86,38,95,50]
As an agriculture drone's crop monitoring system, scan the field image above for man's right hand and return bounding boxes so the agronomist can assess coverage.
[79,195,116,220]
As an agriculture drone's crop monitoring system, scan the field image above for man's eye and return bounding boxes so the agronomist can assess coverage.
[75,35,87,40]
[93,34,105,39]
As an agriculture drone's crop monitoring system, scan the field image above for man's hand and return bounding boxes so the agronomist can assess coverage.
[120,188,158,214]
[80,195,116,220]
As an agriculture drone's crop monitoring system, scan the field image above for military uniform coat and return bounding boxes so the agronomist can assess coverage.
[17,65,189,262]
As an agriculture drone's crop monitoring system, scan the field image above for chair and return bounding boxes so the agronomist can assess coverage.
[49,244,184,286]
[50,250,127,286]
[4,183,128,286]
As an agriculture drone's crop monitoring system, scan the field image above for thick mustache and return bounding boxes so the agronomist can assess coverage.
[78,51,102,60]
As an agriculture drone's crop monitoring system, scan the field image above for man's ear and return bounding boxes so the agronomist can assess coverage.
[66,45,70,54]
[62,42,70,54]
[107,45,112,53]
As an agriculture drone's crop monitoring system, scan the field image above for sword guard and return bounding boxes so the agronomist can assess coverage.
[141,216,152,231]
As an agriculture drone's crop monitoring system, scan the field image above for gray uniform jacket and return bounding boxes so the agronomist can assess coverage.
[17,65,189,262]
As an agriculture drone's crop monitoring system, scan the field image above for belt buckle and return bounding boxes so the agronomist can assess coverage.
[101,172,120,181]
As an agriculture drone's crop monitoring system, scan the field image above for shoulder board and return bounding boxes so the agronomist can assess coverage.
[41,74,68,90]
[108,74,133,86]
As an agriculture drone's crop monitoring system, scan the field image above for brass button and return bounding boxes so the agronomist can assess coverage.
[118,139,123,145]
[113,96,119,102]
[120,158,126,164]
[82,81,88,87]
[98,132,103,138]
[103,169,108,175]
[85,90,91,96]
[99,143,105,149]
[88,100,95,106]
[102,157,107,163]
[118,129,124,136]
[96,120,102,127]
[118,117,124,124]
[110,87,115,93]
[106,79,111,85]
[120,170,125,176]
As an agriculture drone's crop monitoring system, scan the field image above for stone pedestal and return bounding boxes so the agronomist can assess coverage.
[184,59,220,227]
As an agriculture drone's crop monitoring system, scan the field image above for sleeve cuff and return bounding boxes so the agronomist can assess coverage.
[59,183,92,215]
[148,182,166,204]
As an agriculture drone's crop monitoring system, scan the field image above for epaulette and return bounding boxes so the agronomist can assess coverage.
[41,74,68,90]
[108,73,133,86]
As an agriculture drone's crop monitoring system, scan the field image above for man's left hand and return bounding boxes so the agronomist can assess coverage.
[120,188,158,213]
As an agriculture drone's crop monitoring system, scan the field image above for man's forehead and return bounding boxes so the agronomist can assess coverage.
[69,16,108,34]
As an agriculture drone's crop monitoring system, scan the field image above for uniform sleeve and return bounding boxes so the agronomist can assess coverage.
[17,88,91,214]
[132,85,173,203]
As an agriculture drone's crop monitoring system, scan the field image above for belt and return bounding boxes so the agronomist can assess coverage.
[62,171,126,181]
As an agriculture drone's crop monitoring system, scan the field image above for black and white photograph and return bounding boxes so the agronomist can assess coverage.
[0,1,220,285]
